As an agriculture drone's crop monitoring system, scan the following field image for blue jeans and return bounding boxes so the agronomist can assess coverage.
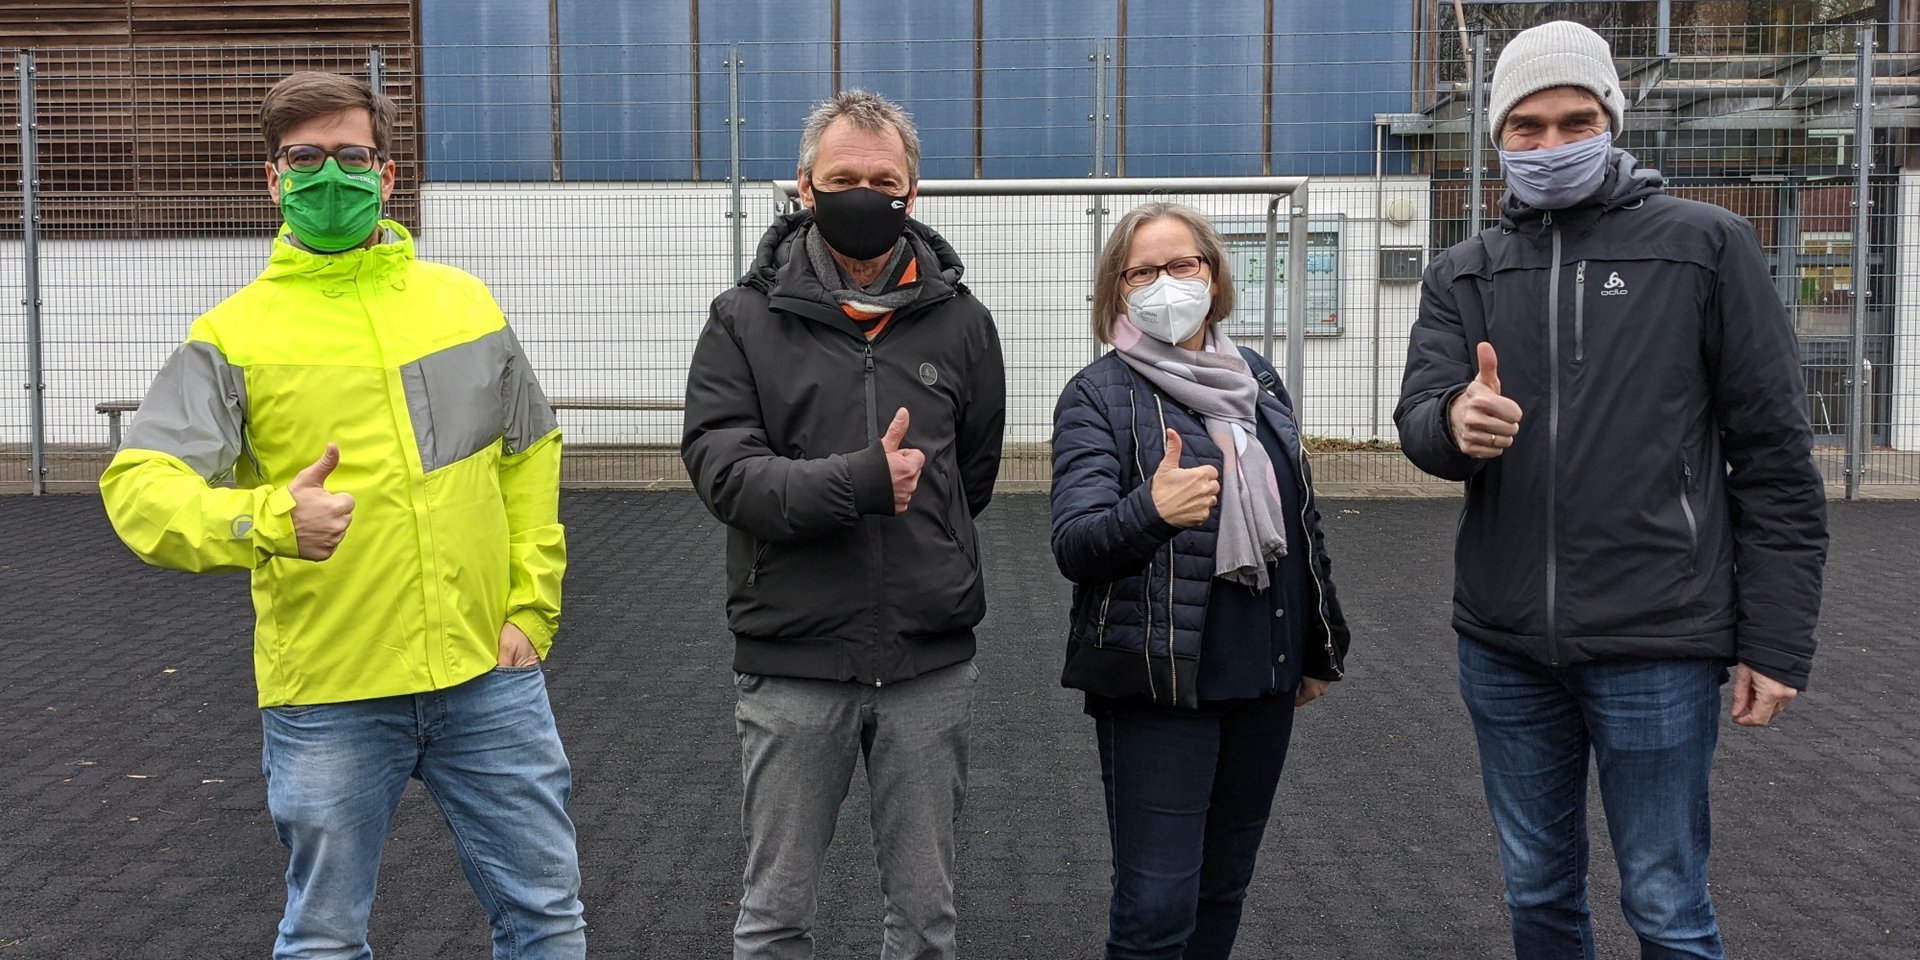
[1457,637,1727,960]
[259,665,586,960]
[1093,693,1298,960]
[733,660,977,960]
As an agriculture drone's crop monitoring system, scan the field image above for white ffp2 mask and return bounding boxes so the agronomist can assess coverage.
[1125,275,1212,346]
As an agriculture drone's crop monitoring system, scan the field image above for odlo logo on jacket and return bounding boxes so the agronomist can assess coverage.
[1601,271,1630,296]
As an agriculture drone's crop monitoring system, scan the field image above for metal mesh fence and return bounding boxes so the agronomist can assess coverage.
[4,16,1917,493]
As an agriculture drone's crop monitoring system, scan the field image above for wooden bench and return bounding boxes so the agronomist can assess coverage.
[93,397,683,451]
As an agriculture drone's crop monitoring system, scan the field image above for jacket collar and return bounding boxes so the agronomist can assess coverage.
[1496,148,1666,240]
[260,219,415,291]
[742,211,966,331]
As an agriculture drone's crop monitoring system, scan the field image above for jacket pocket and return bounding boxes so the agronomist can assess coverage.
[1574,260,1588,363]
[745,538,771,587]
[940,462,980,570]
[1678,455,1699,576]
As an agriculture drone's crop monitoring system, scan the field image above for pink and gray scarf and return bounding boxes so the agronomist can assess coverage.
[1111,316,1288,589]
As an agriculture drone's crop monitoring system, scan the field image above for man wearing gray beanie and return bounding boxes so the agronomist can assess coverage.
[1396,19,1828,960]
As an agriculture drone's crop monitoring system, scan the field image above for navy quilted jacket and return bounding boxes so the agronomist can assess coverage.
[1050,348,1350,708]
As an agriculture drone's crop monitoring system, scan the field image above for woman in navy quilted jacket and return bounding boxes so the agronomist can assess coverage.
[1049,202,1351,960]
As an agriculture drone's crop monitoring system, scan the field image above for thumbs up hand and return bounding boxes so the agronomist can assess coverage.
[289,443,355,561]
[1449,342,1525,460]
[1150,429,1221,529]
[881,408,925,514]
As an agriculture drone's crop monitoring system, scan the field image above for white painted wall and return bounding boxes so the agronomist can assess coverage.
[1894,170,1920,452]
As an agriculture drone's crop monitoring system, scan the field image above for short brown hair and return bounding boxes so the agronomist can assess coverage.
[1091,202,1235,344]
[260,72,397,158]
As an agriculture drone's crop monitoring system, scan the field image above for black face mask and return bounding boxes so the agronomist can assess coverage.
[810,186,909,260]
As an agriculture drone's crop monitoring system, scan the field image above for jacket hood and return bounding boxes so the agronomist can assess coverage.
[741,210,968,303]
[259,219,415,288]
[1498,148,1665,229]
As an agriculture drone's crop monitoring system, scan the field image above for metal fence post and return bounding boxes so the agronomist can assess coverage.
[1263,198,1278,362]
[1285,183,1309,425]
[1090,43,1109,362]
[727,47,744,280]
[18,52,45,496]
[366,46,383,95]
[1468,32,1487,234]
[1846,24,1874,499]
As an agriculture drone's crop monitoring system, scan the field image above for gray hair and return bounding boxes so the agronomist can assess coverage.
[797,90,921,185]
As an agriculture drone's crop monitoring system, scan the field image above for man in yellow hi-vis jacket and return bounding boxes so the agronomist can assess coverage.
[100,73,586,959]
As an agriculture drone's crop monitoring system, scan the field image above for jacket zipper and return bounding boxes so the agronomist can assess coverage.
[1546,223,1563,666]
[1680,457,1698,571]
[863,342,878,441]
[1574,260,1587,363]
[862,339,884,686]
[1153,395,1177,701]
[1294,434,1344,679]
[1127,384,1156,700]
[746,540,770,587]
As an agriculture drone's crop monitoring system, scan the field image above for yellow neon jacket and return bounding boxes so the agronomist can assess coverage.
[101,222,565,708]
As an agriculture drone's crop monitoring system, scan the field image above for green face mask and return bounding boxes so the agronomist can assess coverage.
[277,158,383,253]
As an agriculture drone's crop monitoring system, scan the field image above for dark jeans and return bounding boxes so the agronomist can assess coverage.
[1458,636,1727,960]
[1093,693,1298,960]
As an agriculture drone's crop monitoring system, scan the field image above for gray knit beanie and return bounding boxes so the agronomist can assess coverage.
[1487,21,1625,146]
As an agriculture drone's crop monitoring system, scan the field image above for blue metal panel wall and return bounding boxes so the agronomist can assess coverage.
[1271,3,1413,175]
[840,7,975,180]
[417,0,1414,182]
[560,0,696,181]
[698,0,832,181]
[420,1,553,182]
[980,0,1114,178]
[1121,2,1268,177]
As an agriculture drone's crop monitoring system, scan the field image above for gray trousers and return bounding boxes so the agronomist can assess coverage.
[732,660,978,960]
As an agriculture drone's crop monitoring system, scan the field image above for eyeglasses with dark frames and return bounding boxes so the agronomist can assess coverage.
[274,144,380,174]
[1121,255,1207,287]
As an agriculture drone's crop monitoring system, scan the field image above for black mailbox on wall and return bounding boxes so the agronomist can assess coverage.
[1379,247,1424,282]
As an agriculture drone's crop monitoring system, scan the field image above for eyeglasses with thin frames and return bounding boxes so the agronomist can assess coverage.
[274,144,381,174]
[1121,256,1207,287]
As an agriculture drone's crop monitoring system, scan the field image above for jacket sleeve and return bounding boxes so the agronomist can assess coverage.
[681,299,894,542]
[1395,258,1482,482]
[498,325,566,658]
[1049,375,1182,585]
[1707,217,1829,690]
[956,306,1007,517]
[99,333,303,573]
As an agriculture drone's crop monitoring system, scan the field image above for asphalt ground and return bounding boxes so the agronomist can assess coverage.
[1,491,1914,959]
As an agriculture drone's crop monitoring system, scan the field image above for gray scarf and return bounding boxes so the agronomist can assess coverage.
[1111,317,1288,589]
[804,225,924,318]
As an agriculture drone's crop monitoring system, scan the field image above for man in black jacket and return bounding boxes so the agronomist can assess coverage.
[1396,21,1827,960]
[682,89,1005,960]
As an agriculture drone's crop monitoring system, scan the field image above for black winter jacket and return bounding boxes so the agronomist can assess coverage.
[1395,152,1828,688]
[682,213,1006,683]
[1051,348,1349,709]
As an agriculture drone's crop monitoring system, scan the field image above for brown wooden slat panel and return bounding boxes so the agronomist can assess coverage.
[11,0,421,236]
[0,2,132,47]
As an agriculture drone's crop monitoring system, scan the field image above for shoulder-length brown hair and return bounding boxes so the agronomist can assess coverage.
[1091,202,1235,344]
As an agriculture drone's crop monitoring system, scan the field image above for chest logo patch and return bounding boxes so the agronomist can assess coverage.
[1601,271,1630,296]
[919,362,939,386]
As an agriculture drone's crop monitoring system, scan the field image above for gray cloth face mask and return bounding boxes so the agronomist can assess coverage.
[1499,131,1612,210]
